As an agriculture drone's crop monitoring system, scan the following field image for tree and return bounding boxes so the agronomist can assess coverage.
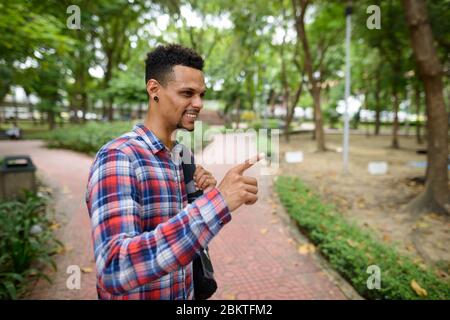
[291,0,326,151]
[402,0,449,215]
[0,0,71,118]
[276,5,305,142]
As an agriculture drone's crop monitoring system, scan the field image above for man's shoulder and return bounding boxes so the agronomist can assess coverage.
[95,130,148,161]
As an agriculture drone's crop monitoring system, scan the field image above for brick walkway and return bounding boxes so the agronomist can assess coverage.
[1,137,355,300]
[199,134,350,300]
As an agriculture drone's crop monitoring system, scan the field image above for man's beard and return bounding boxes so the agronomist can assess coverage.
[176,122,195,132]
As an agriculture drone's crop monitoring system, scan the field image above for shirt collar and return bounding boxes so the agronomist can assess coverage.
[133,123,180,155]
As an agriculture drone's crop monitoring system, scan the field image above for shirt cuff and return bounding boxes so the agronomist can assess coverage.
[194,187,231,235]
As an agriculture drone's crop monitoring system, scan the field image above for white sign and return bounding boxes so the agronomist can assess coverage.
[285,151,303,163]
[368,161,388,175]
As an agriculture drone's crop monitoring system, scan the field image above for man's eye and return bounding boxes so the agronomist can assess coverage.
[182,92,193,97]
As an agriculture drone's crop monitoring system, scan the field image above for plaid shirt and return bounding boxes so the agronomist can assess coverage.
[86,124,231,300]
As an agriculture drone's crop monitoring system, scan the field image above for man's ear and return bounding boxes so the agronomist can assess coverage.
[146,79,160,99]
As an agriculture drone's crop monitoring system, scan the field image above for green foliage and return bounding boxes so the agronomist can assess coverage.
[45,121,133,155]
[249,118,283,130]
[323,108,341,129]
[276,176,450,300]
[0,191,60,299]
[44,121,216,155]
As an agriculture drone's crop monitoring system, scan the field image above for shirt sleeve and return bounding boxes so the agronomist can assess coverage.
[86,148,231,295]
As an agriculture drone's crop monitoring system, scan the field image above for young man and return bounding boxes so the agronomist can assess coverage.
[86,44,260,300]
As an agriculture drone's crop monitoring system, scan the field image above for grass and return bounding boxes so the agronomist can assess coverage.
[0,190,61,299]
[275,176,450,300]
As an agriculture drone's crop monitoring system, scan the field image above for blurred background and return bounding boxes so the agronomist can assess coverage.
[0,0,449,300]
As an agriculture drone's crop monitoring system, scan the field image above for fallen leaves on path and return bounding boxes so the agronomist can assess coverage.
[415,222,430,229]
[61,185,71,194]
[50,222,61,231]
[260,228,268,235]
[81,267,93,274]
[355,197,367,209]
[224,293,236,300]
[54,245,65,255]
[298,244,316,255]
[410,280,427,297]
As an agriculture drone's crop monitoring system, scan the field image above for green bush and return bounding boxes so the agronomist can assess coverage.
[276,176,450,300]
[45,121,133,155]
[0,191,60,299]
[249,118,283,130]
[45,121,218,155]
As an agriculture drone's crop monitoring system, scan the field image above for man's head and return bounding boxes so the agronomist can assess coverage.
[145,44,205,132]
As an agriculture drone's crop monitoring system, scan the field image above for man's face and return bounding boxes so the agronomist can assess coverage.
[157,65,206,132]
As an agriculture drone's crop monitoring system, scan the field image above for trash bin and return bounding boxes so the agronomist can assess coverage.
[0,155,37,200]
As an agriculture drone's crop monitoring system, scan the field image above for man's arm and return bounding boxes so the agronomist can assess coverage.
[86,148,231,295]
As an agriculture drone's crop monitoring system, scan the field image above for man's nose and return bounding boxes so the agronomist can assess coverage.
[191,95,203,110]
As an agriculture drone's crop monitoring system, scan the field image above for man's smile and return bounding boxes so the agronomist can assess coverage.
[183,109,199,121]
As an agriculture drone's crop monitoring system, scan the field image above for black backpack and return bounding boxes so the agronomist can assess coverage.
[181,155,218,300]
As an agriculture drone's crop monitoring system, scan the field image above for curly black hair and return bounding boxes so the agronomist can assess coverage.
[145,44,204,86]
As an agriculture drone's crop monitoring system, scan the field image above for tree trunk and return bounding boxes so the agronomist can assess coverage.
[69,95,79,124]
[12,92,19,120]
[235,98,241,130]
[312,85,326,150]
[403,88,411,136]
[48,111,56,130]
[138,103,145,120]
[107,98,114,122]
[24,89,37,126]
[403,0,449,215]
[391,88,400,149]
[285,80,303,142]
[269,90,276,117]
[81,91,88,123]
[104,48,114,122]
[374,105,381,135]
[374,72,382,135]
[414,82,423,144]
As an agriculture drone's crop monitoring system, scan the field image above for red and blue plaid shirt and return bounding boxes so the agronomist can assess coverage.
[86,124,231,300]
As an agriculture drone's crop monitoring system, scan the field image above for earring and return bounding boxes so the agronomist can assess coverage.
[153,96,159,102]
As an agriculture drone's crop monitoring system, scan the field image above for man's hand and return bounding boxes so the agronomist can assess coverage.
[217,153,263,212]
[194,165,217,193]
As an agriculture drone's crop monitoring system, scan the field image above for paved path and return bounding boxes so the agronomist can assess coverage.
[199,134,349,299]
[1,137,353,300]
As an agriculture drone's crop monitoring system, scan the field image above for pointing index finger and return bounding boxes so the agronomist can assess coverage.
[233,153,265,174]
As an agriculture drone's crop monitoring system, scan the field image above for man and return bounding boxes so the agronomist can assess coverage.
[6,121,21,139]
[86,44,260,299]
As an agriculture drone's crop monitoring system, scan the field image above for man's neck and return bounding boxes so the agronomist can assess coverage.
[144,113,175,150]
